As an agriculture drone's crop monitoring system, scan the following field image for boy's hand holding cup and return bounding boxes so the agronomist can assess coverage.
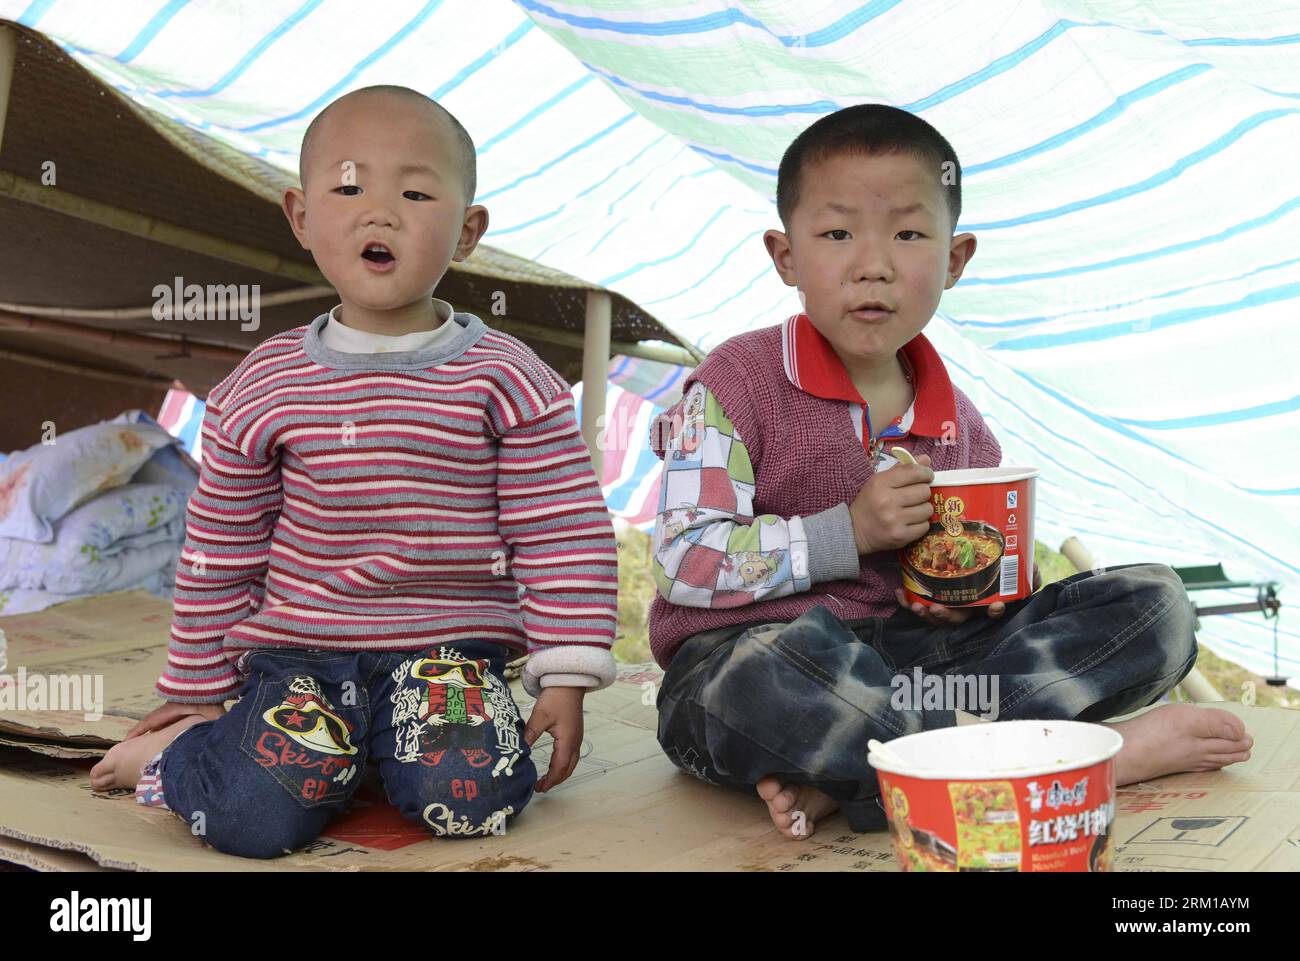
[848,453,935,555]
[847,452,1007,627]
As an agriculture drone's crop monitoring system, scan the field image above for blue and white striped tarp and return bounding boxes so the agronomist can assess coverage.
[7,0,1298,685]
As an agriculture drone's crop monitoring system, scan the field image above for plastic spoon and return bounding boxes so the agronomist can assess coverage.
[890,446,917,466]
[868,737,908,770]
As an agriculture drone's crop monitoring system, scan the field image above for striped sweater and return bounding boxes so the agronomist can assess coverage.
[157,310,619,704]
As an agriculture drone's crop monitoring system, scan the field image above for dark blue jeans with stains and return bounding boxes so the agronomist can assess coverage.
[157,641,535,858]
[655,564,1198,833]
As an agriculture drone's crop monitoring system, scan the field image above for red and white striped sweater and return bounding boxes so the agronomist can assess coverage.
[157,310,619,703]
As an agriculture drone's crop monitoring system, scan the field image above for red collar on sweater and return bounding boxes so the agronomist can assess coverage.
[779,313,958,439]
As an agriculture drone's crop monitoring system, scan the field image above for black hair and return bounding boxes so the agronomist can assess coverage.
[776,104,961,233]
[298,84,477,204]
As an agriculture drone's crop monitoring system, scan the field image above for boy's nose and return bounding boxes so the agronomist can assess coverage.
[852,248,893,282]
[362,206,398,229]
[853,264,893,284]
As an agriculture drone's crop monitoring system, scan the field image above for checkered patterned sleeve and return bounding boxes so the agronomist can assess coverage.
[650,382,826,608]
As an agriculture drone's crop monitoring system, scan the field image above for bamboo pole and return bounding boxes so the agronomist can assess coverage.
[0,37,698,369]
[489,314,697,368]
[1178,666,1224,702]
[0,168,702,366]
[0,301,705,381]
[1,150,699,369]
[0,299,702,369]
[0,25,13,157]
[582,290,612,481]
[0,285,336,320]
[0,345,172,389]
[0,171,327,284]
[0,308,246,363]
[1058,536,1222,702]
[0,24,14,157]
[1059,536,1094,574]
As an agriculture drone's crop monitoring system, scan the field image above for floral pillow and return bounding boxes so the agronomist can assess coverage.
[0,419,180,543]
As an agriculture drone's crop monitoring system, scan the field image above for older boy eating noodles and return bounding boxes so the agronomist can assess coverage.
[649,104,1252,839]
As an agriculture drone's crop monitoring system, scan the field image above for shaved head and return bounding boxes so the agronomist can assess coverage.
[297,85,477,203]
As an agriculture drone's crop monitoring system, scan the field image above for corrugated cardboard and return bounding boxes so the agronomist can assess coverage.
[0,592,178,745]
[1,590,1297,871]
[0,833,112,871]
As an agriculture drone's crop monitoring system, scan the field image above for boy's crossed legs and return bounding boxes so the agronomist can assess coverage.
[92,642,536,858]
[656,563,1253,839]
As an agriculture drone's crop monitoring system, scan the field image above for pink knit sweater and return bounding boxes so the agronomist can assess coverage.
[157,311,619,703]
[648,321,1002,668]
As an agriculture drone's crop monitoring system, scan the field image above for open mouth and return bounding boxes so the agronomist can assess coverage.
[361,242,395,265]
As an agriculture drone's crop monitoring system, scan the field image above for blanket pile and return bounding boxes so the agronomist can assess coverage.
[0,411,198,616]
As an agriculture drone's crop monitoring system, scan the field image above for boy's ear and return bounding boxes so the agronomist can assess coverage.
[282,187,311,250]
[944,231,977,290]
[763,229,798,287]
[451,204,490,263]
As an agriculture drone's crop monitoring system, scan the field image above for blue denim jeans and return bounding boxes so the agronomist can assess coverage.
[159,640,536,858]
[656,563,1198,833]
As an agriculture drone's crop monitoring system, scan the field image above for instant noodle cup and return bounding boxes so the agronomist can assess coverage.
[867,721,1122,872]
[900,465,1039,608]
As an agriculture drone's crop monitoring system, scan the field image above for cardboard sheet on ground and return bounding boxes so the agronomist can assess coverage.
[1,591,1298,871]
[0,590,168,746]
[0,833,112,872]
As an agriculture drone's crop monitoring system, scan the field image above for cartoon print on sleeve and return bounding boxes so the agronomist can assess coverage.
[721,550,785,591]
[659,505,703,547]
[671,381,708,461]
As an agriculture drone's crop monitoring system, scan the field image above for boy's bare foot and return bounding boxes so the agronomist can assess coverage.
[89,715,207,792]
[757,776,840,839]
[1104,703,1253,785]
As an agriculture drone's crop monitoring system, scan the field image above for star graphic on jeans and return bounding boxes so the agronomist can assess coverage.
[283,710,308,728]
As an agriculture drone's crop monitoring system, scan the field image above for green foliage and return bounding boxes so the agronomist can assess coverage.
[615,525,655,664]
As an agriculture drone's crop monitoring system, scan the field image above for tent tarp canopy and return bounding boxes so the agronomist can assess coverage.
[0,23,692,399]
[0,0,1297,684]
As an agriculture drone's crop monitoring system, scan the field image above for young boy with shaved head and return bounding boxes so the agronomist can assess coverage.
[92,86,618,856]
